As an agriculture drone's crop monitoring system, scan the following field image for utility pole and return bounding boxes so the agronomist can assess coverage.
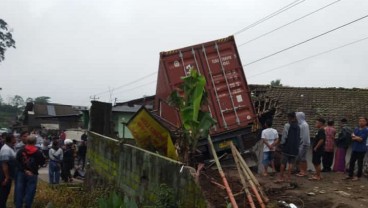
[89,95,99,101]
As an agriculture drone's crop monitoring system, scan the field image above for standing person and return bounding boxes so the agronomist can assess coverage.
[0,134,17,207]
[15,135,45,208]
[81,131,88,142]
[309,118,326,181]
[41,136,50,160]
[35,131,43,148]
[15,131,29,153]
[0,133,7,149]
[49,141,63,184]
[261,119,279,176]
[322,120,336,172]
[77,140,87,171]
[59,130,66,146]
[275,112,300,183]
[345,117,368,181]
[13,131,28,208]
[333,118,352,172]
[61,139,74,183]
[296,112,310,177]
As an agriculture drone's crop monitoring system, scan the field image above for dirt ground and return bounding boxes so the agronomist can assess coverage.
[199,167,368,208]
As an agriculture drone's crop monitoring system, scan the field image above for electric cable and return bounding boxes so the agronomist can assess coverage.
[234,0,306,35]
[92,71,157,96]
[247,35,368,78]
[243,14,368,67]
[238,0,342,47]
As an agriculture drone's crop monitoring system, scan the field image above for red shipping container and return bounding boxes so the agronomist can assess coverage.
[155,36,256,140]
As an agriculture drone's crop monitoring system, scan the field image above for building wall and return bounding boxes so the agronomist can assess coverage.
[85,131,207,207]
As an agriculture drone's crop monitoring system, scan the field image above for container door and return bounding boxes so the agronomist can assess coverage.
[200,41,254,133]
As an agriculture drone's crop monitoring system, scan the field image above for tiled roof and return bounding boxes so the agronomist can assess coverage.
[249,85,368,135]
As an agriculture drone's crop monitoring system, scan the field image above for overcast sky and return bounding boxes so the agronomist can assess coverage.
[1,0,367,106]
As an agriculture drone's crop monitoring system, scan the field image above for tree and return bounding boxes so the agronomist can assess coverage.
[169,68,216,164]
[25,97,33,103]
[10,95,25,109]
[0,19,16,62]
[270,79,282,87]
[34,96,51,104]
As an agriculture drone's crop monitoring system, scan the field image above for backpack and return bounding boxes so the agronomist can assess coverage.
[337,126,352,148]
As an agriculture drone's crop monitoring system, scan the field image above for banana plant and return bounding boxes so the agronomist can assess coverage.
[168,68,216,163]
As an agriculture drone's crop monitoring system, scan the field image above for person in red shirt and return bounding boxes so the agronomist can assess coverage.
[322,120,336,172]
[59,130,66,141]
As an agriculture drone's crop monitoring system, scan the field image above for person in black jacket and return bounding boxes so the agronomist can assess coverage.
[77,140,87,171]
[61,139,74,183]
[309,118,326,181]
[275,112,300,183]
[15,135,45,208]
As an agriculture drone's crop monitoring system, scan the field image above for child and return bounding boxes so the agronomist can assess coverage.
[262,119,279,176]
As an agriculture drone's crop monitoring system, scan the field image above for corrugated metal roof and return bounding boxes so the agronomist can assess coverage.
[47,105,56,116]
[33,103,80,117]
[112,105,153,113]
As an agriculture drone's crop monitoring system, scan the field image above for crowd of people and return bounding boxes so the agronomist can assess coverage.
[261,112,368,183]
[0,129,88,208]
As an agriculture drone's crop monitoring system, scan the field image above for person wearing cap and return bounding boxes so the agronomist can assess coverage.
[15,135,45,208]
[61,139,74,183]
[309,118,326,181]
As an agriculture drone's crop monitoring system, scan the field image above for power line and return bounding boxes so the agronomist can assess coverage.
[238,0,342,47]
[234,0,305,35]
[92,71,157,96]
[113,80,157,97]
[247,35,368,78]
[244,14,368,67]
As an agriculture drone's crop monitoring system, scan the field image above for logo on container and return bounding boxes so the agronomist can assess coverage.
[174,61,180,68]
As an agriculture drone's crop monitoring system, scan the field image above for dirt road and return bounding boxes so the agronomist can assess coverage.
[200,168,368,208]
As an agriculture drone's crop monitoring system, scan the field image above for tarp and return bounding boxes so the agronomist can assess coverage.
[65,129,85,142]
[127,107,178,160]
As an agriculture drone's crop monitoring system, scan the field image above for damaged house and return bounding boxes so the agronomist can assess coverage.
[250,84,368,133]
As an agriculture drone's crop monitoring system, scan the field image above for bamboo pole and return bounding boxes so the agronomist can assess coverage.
[207,136,238,208]
[230,143,256,208]
[233,144,269,203]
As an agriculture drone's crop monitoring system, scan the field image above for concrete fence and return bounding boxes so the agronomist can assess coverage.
[85,131,207,207]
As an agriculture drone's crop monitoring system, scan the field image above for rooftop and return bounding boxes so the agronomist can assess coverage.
[249,85,368,134]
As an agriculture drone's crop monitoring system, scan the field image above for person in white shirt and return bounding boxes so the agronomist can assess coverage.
[49,140,63,184]
[261,119,279,176]
[0,134,17,207]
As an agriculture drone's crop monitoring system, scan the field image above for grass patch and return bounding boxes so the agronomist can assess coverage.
[7,180,111,208]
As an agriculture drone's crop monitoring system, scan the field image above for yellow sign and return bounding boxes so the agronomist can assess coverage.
[127,107,178,160]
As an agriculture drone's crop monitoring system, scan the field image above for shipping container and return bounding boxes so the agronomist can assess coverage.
[154,36,258,153]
